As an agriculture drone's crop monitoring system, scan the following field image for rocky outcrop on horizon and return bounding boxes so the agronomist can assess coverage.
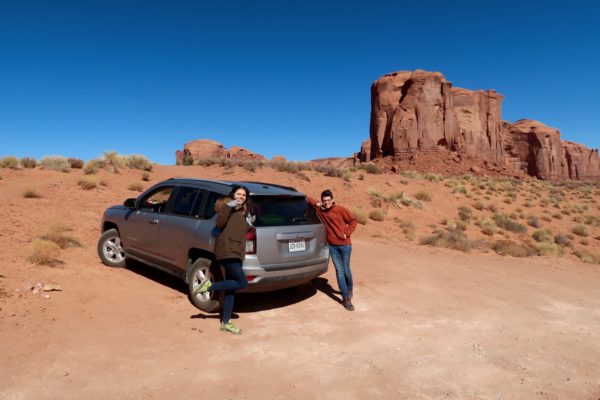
[359,70,600,180]
[175,139,266,165]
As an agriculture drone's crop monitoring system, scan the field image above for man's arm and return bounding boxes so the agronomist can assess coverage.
[307,196,321,208]
[343,207,358,237]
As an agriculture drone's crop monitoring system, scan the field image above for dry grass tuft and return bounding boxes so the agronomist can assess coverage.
[23,188,43,198]
[572,224,589,237]
[368,208,386,221]
[20,157,37,168]
[397,219,416,240]
[573,248,600,264]
[27,239,61,265]
[494,213,527,234]
[40,156,70,172]
[0,156,19,169]
[128,182,144,192]
[532,228,554,243]
[351,207,368,225]
[493,240,537,258]
[420,229,471,252]
[68,158,84,169]
[414,191,432,202]
[78,177,98,190]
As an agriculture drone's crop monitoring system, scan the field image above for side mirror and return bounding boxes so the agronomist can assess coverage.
[123,198,136,209]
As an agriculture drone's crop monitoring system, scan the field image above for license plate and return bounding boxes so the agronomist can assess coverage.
[288,239,306,252]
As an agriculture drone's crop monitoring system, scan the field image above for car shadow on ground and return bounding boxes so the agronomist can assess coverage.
[124,259,188,294]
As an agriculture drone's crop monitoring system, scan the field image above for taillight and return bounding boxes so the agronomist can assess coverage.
[245,227,256,254]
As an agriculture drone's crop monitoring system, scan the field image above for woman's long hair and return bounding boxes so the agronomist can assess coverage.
[227,185,254,216]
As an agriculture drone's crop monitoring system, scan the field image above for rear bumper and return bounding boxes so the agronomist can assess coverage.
[240,256,329,293]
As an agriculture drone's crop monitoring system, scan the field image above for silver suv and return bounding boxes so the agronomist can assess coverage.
[97,178,329,312]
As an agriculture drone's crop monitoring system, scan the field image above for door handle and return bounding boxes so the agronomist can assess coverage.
[149,219,159,224]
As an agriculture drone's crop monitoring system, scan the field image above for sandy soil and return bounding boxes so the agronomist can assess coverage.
[1,166,599,399]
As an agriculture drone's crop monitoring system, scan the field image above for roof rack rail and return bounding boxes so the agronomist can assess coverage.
[242,181,298,192]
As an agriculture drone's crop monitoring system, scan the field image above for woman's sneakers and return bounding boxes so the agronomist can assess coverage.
[220,320,242,334]
[343,298,354,311]
[192,278,212,296]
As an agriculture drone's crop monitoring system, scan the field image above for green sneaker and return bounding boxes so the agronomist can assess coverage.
[220,320,242,335]
[192,278,212,296]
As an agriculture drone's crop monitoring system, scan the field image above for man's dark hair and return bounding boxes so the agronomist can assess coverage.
[321,189,333,199]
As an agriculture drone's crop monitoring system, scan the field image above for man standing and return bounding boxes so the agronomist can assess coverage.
[308,189,357,311]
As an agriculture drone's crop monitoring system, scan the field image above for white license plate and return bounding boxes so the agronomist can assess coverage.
[288,239,306,252]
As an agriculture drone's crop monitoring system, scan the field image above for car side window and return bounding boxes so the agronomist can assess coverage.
[201,191,222,219]
[139,187,175,213]
[171,187,204,217]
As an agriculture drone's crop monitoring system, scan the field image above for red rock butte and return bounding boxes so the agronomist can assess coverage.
[358,70,600,180]
[175,139,267,165]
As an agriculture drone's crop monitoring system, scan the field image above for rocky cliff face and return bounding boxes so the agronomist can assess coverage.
[175,139,266,165]
[360,70,600,180]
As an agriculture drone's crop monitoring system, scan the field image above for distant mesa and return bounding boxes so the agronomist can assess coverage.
[175,139,267,165]
[358,69,600,180]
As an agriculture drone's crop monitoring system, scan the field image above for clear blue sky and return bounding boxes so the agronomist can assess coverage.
[1,0,599,164]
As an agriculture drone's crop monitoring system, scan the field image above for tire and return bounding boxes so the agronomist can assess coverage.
[97,228,127,268]
[188,257,224,313]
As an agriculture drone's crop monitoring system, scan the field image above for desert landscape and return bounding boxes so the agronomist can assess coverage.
[1,157,600,399]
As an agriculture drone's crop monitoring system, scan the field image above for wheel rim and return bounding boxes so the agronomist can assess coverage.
[192,265,213,302]
[103,236,125,264]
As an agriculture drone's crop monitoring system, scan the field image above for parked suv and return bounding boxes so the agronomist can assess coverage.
[97,178,329,312]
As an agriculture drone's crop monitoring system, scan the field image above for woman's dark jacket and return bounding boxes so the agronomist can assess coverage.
[213,196,252,261]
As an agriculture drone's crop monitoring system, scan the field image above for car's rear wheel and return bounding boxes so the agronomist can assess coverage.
[97,228,126,268]
[188,257,223,312]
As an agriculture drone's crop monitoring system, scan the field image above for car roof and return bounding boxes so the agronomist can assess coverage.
[165,178,302,196]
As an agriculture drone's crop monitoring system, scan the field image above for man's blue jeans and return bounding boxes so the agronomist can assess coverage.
[328,245,353,300]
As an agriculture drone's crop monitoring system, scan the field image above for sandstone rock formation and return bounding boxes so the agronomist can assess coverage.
[175,139,266,165]
[359,70,600,180]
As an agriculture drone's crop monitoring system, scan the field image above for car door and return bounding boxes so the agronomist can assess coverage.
[154,186,211,272]
[123,185,175,264]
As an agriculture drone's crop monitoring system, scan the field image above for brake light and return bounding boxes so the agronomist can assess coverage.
[245,227,257,254]
[246,275,256,282]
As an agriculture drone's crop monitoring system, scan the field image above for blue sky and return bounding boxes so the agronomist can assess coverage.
[1,0,599,164]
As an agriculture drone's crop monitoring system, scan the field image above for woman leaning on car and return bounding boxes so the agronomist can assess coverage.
[192,184,255,334]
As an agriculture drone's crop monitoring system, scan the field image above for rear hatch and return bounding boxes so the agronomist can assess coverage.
[250,195,325,267]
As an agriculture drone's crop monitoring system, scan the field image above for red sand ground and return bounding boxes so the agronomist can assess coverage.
[1,166,599,399]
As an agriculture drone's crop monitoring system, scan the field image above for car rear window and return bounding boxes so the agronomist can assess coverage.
[251,196,320,227]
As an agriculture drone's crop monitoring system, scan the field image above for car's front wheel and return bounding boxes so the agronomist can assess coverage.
[97,228,126,268]
[188,257,223,313]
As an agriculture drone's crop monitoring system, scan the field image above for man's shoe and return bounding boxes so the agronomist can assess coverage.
[192,278,212,296]
[220,320,242,334]
[343,298,354,311]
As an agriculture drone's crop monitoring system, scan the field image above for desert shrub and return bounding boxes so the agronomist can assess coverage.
[494,213,527,234]
[270,160,311,174]
[423,173,442,182]
[398,219,415,240]
[23,188,43,198]
[78,177,98,190]
[314,165,345,178]
[572,224,589,237]
[355,163,380,174]
[487,203,498,213]
[420,229,471,252]
[342,170,352,182]
[458,205,472,222]
[128,182,144,192]
[0,156,19,169]
[580,239,589,246]
[351,207,368,225]
[20,157,37,168]
[532,228,553,243]
[471,201,484,211]
[493,240,537,258]
[583,215,600,227]
[83,159,105,175]
[102,151,126,173]
[402,170,422,179]
[27,239,60,265]
[368,208,385,221]
[554,233,572,247]
[503,198,513,204]
[476,217,497,236]
[40,156,70,172]
[142,171,151,181]
[452,184,467,195]
[39,221,81,249]
[509,212,518,220]
[414,191,432,202]
[573,248,600,264]
[541,215,552,222]
[526,215,542,228]
[182,153,194,166]
[536,242,563,257]
[67,158,84,169]
[126,155,153,171]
